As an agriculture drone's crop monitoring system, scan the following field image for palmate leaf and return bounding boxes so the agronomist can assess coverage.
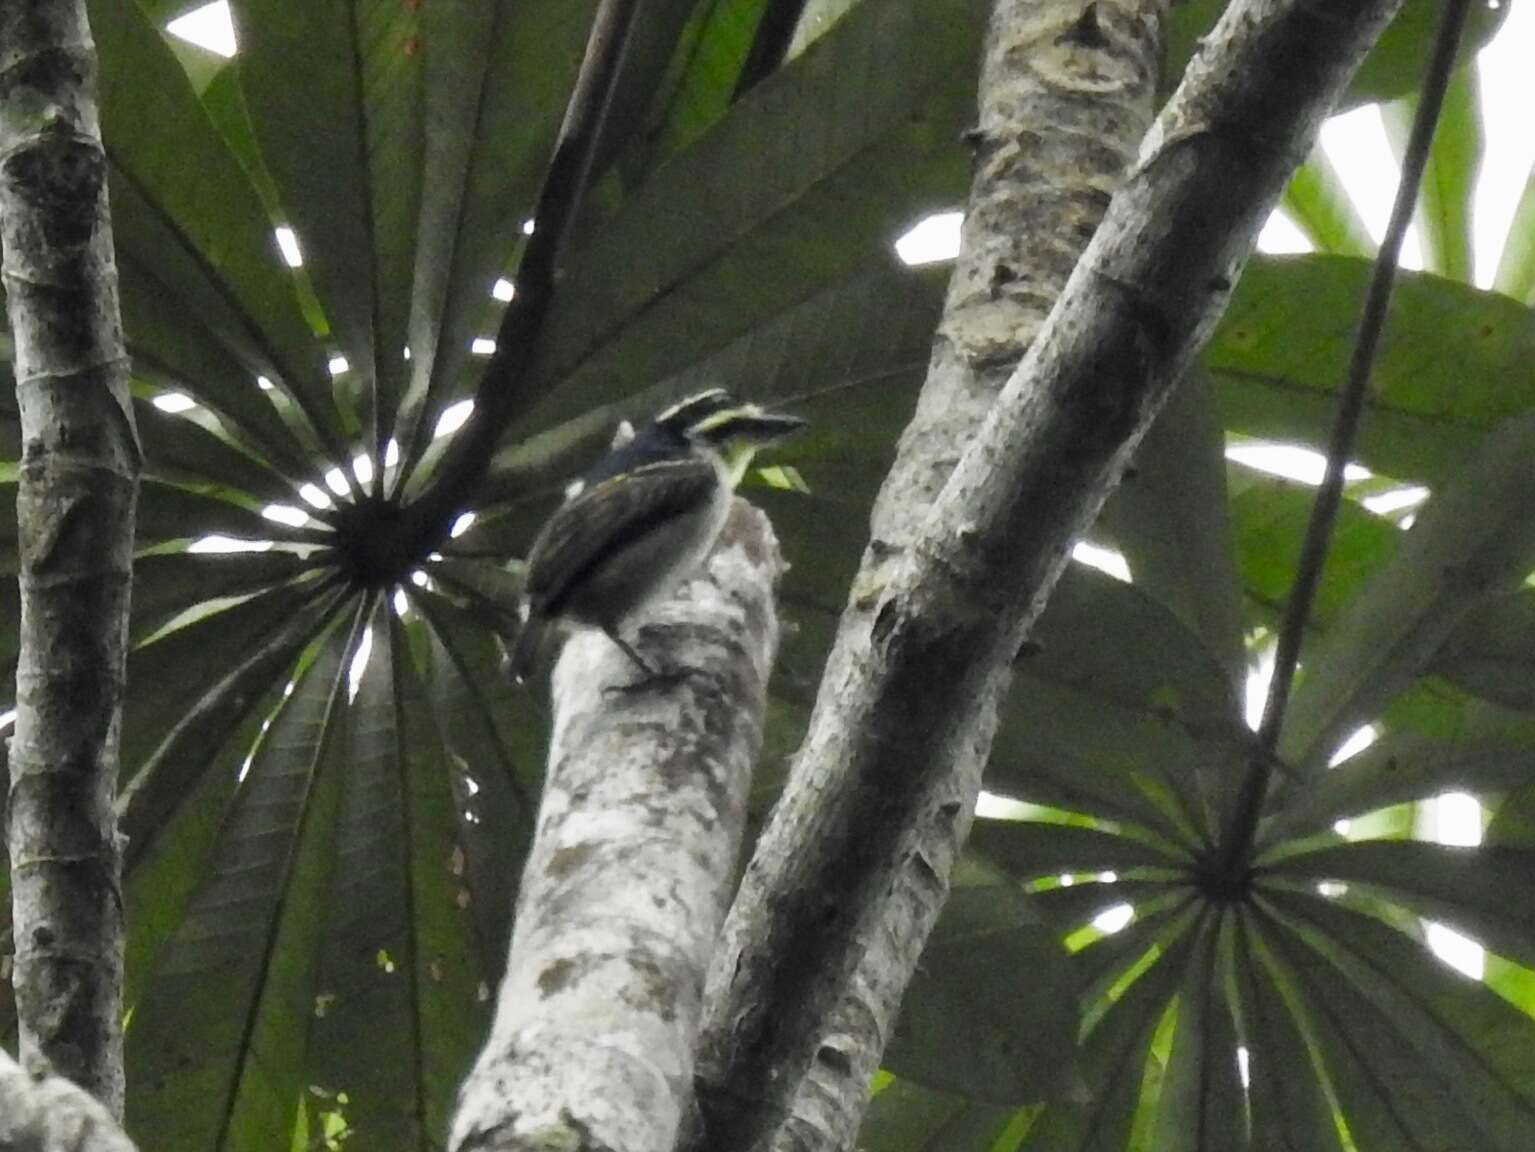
[230,0,424,463]
[123,605,357,1148]
[89,0,345,458]
[3,0,1534,1148]
[300,604,489,1147]
[494,0,992,447]
[1263,892,1535,1150]
[883,886,1080,1105]
[1280,411,1535,772]
[860,1076,1022,1152]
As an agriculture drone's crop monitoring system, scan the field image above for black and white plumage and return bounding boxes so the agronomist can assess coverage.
[503,390,804,683]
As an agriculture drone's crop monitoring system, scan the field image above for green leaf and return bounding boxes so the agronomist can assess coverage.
[1382,68,1483,283]
[1282,412,1535,770]
[1347,0,1506,107]
[510,0,990,438]
[123,681,285,1018]
[1228,472,1399,636]
[117,583,343,795]
[302,604,489,1146]
[124,608,357,1150]
[1268,840,1535,968]
[229,0,424,470]
[1167,0,1505,110]
[481,257,941,504]
[117,583,346,891]
[89,0,344,454]
[1264,704,1535,845]
[858,1077,1021,1152]
[1281,148,1375,259]
[1211,257,1535,486]
[114,244,317,480]
[411,591,542,976]
[127,551,309,642]
[135,396,299,507]
[393,0,603,471]
[1431,589,1535,711]
[1265,891,1535,1152]
[1492,154,1535,304]
[580,0,706,188]
[1101,369,1248,700]
[969,820,1190,886]
[1230,917,1345,1152]
[1017,931,1195,1151]
[884,886,1081,1105]
[1150,917,1247,1152]
[1257,900,1518,1152]
[628,0,775,172]
[988,672,1229,849]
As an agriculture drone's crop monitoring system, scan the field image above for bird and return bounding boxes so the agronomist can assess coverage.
[502,389,806,685]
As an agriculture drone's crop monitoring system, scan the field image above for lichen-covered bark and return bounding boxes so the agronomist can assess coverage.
[0,1048,137,1152]
[450,502,783,1152]
[0,0,139,1117]
[689,0,1406,1149]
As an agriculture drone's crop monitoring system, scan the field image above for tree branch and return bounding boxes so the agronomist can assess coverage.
[687,0,1408,1147]
[1,0,139,1115]
[0,1049,136,1152]
[730,1,1170,1146]
[450,502,784,1152]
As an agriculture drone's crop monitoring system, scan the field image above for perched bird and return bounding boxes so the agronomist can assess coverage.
[503,389,806,683]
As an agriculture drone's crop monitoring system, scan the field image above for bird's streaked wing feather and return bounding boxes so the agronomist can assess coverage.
[523,457,718,614]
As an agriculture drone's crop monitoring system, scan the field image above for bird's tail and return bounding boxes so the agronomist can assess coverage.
[499,614,546,684]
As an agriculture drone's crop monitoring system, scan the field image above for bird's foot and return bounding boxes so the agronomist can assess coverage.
[601,664,709,697]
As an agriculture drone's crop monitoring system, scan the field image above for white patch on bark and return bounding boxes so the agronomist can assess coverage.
[0,1048,137,1151]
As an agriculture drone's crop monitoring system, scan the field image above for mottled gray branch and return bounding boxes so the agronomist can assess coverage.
[688,0,1407,1148]
[451,502,784,1152]
[756,2,1168,1146]
[0,1049,136,1152]
[1,0,139,1116]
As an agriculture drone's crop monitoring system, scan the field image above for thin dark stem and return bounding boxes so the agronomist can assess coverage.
[1218,0,1475,877]
[391,0,643,548]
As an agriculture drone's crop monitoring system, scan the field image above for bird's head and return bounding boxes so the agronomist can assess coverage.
[656,389,807,486]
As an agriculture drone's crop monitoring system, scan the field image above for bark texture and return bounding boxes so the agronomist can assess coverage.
[0,0,139,1117]
[0,1048,136,1152]
[759,4,1167,1147]
[688,0,1407,1148]
[450,502,783,1152]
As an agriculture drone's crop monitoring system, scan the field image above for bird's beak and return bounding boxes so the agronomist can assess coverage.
[733,411,808,446]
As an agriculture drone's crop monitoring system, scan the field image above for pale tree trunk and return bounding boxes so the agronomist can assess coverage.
[450,502,784,1152]
[0,1048,135,1152]
[686,0,1409,1149]
[750,2,1168,1146]
[0,0,139,1117]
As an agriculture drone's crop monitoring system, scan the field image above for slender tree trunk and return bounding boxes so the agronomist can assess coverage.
[451,502,783,1152]
[0,0,139,1116]
[745,3,1168,1146]
[687,0,1407,1148]
[0,1047,136,1152]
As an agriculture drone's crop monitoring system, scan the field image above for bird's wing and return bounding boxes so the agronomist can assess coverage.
[523,456,719,614]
